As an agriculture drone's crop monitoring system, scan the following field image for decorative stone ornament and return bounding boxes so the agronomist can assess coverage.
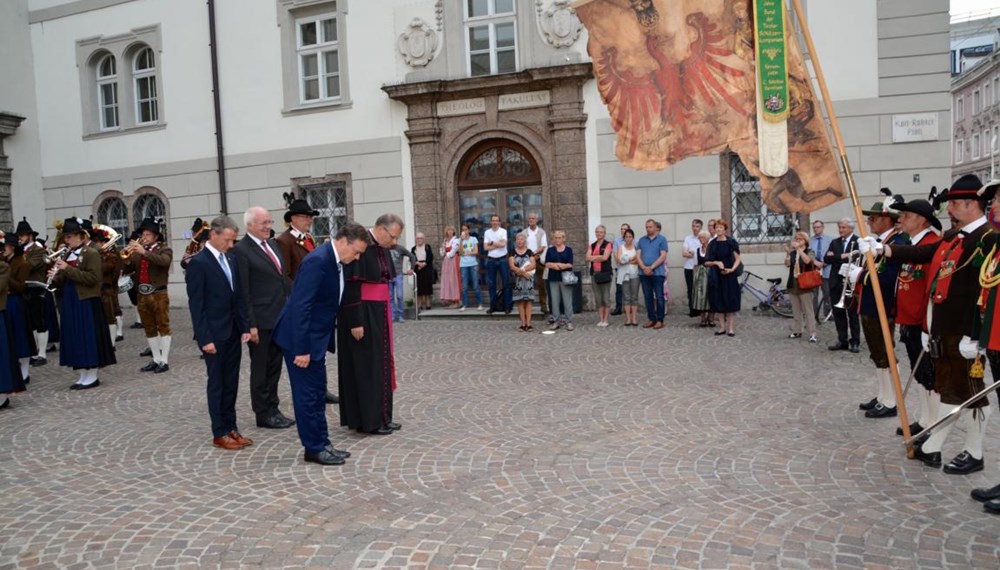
[398,18,438,68]
[537,0,582,48]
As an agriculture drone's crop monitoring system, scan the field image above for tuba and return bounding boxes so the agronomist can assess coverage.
[94,224,121,252]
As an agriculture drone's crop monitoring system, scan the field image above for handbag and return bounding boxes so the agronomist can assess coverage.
[794,253,821,290]
[562,271,579,285]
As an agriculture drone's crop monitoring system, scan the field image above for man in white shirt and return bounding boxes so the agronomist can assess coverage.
[525,213,548,314]
[681,219,703,317]
[483,215,511,314]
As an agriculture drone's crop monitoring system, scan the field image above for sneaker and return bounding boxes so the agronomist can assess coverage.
[476,305,483,311]
[808,335,818,343]
[547,314,556,324]
[459,306,466,312]
[548,322,561,331]
[565,323,575,331]
[597,322,608,328]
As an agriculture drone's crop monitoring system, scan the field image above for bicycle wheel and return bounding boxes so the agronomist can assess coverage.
[769,289,794,318]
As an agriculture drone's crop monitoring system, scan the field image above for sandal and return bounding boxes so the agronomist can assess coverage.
[525,325,534,332]
[714,331,726,336]
[788,333,802,339]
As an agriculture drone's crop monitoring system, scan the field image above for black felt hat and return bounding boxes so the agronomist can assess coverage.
[15,217,37,237]
[138,217,164,238]
[944,174,999,201]
[62,217,86,235]
[890,199,942,231]
[284,199,319,223]
[190,217,207,233]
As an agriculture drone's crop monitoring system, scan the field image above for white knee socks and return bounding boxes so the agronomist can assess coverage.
[19,358,28,380]
[35,331,48,358]
[963,406,991,460]
[159,335,171,365]
[147,336,161,363]
[109,325,117,344]
[880,368,896,409]
[922,403,959,453]
[78,368,98,386]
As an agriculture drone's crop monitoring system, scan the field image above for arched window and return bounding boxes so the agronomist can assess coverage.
[456,139,542,239]
[96,54,119,130]
[132,192,165,234]
[133,47,158,124]
[96,195,129,247]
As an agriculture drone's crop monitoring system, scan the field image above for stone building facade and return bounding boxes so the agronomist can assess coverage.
[952,48,1000,181]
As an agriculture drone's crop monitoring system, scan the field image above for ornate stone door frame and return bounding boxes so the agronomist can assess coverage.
[384,63,592,269]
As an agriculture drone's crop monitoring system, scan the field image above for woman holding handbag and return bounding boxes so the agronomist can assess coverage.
[586,225,614,327]
[785,231,819,342]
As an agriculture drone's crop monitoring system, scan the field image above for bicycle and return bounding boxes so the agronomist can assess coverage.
[739,270,793,318]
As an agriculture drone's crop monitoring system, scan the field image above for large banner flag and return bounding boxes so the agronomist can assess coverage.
[574,0,845,214]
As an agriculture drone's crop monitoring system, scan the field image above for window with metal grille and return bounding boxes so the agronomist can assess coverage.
[96,196,129,247]
[728,153,793,244]
[132,193,165,233]
[300,181,348,241]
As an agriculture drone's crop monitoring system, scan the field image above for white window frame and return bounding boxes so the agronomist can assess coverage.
[464,0,517,77]
[295,13,341,104]
[133,47,158,125]
[973,133,981,160]
[96,54,119,131]
[956,139,964,163]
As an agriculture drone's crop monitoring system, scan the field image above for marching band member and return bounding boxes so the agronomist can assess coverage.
[889,195,941,437]
[180,217,210,270]
[3,232,36,385]
[16,218,55,367]
[868,175,999,475]
[275,198,319,282]
[856,195,908,419]
[49,217,116,389]
[90,228,124,344]
[0,232,27,409]
[123,218,173,373]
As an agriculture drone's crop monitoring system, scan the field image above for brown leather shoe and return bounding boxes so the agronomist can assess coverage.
[229,431,253,447]
[213,435,243,450]
[643,321,656,328]
[653,321,664,329]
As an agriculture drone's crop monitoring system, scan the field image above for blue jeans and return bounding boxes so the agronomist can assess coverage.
[389,274,404,321]
[485,257,511,311]
[461,265,482,307]
[639,274,665,323]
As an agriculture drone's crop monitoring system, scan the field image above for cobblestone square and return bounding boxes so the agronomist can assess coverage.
[2,308,999,569]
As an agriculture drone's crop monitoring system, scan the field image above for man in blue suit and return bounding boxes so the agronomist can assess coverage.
[273,221,371,465]
[185,216,252,451]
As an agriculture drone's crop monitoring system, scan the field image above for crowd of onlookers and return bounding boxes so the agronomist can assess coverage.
[394,215,756,335]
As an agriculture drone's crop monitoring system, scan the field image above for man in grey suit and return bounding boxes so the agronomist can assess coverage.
[233,206,295,429]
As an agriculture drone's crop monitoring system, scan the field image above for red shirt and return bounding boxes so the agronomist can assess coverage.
[894,230,940,326]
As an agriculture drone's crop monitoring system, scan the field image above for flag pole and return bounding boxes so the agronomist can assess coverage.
[787,0,914,456]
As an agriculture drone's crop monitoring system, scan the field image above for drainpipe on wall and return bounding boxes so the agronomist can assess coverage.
[207,0,228,214]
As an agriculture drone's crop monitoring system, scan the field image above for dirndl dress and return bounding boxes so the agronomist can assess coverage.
[6,293,36,358]
[0,311,27,394]
[59,281,116,370]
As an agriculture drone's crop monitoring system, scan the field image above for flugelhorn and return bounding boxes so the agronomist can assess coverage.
[46,246,68,262]
[833,250,863,309]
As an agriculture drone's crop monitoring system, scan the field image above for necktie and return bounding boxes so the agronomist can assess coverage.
[303,234,315,252]
[261,240,281,273]
[218,252,233,289]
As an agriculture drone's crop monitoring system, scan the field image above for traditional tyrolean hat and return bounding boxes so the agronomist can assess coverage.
[62,217,87,235]
[284,199,319,223]
[15,217,37,237]
[943,174,1000,202]
[890,199,942,231]
[138,217,164,240]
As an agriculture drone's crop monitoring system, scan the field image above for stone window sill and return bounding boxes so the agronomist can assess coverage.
[83,122,167,141]
[282,100,353,117]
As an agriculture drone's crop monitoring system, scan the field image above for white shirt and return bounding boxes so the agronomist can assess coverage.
[961,216,987,235]
[525,226,547,253]
[682,235,701,270]
[251,234,282,270]
[483,227,508,259]
[908,227,934,246]
[204,242,233,289]
[290,228,307,240]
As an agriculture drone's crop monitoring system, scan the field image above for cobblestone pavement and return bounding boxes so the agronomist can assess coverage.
[2,307,999,569]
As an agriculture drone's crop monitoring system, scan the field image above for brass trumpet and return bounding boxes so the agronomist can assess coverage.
[46,246,68,263]
[833,250,863,309]
[45,247,70,291]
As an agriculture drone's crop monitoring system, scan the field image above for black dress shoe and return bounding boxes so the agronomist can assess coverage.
[22,376,29,385]
[386,421,402,431]
[985,498,1000,515]
[910,444,942,468]
[139,361,158,372]
[943,451,984,475]
[257,413,295,429]
[46,344,57,353]
[325,445,351,459]
[325,392,339,404]
[115,334,124,342]
[828,341,848,351]
[610,309,623,316]
[971,483,1000,503]
[858,397,878,411]
[140,348,152,357]
[848,343,861,353]
[896,422,924,436]
[303,449,346,466]
[367,426,393,435]
[0,397,9,409]
[70,380,100,391]
[130,322,144,329]
[154,363,169,374]
[29,356,47,367]
[864,403,897,418]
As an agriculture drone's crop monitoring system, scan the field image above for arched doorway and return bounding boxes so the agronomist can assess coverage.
[456,139,542,240]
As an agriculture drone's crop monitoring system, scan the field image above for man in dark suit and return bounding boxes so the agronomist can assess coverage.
[233,206,294,429]
[275,197,339,405]
[273,221,371,466]
[824,218,861,353]
[185,216,252,451]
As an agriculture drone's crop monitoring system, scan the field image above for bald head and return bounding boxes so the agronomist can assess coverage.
[244,206,273,240]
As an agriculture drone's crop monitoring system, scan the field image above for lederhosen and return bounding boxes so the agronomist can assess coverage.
[131,243,172,338]
[856,229,907,369]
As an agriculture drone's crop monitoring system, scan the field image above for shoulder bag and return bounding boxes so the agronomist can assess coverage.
[794,253,822,290]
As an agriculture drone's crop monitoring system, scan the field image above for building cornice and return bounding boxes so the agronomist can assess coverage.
[382,63,593,103]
